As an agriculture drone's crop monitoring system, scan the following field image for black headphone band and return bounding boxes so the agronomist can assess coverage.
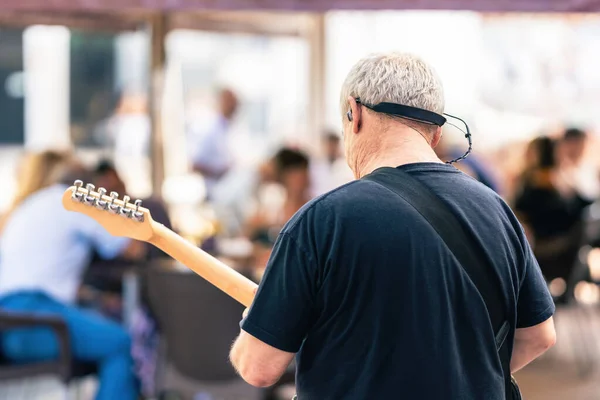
[355,98,446,127]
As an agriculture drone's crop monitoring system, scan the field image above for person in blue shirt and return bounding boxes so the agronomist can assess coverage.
[229,53,556,399]
[0,151,145,400]
[188,88,239,200]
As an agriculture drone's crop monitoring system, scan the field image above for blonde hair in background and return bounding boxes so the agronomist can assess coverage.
[0,150,79,234]
[10,150,74,211]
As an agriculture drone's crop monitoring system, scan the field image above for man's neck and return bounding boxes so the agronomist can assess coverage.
[355,135,443,179]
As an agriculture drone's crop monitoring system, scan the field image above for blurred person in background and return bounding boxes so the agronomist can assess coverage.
[555,127,600,202]
[188,88,239,200]
[94,159,172,247]
[0,151,145,400]
[106,92,151,159]
[514,135,593,303]
[246,148,311,277]
[310,132,354,197]
[211,157,278,238]
[93,92,152,198]
[81,159,171,310]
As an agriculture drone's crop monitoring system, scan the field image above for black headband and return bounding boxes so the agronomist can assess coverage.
[355,98,447,127]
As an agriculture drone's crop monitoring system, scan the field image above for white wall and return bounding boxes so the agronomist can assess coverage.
[23,25,71,151]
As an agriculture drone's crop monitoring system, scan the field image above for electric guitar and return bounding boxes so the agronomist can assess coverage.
[62,180,258,307]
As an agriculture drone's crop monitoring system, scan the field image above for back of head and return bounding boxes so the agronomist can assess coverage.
[563,127,587,142]
[94,159,126,194]
[95,159,117,176]
[559,127,587,165]
[523,136,555,174]
[340,52,445,135]
[323,131,341,161]
[272,147,311,198]
[323,131,341,144]
[533,136,556,168]
[273,147,310,177]
[218,88,239,120]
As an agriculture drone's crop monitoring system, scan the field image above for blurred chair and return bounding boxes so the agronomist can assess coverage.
[145,260,262,400]
[0,310,96,399]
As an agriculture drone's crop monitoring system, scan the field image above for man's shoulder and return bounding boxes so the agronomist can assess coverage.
[281,179,397,235]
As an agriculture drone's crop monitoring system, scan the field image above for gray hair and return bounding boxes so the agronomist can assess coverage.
[339,53,445,119]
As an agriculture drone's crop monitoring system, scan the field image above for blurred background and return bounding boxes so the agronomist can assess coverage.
[0,2,599,400]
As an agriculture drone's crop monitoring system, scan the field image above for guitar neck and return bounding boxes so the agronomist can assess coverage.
[148,221,257,307]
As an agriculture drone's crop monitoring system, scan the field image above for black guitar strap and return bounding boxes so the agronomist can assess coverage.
[363,167,515,400]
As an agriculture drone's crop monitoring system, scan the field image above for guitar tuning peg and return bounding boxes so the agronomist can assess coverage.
[108,192,119,214]
[120,195,132,218]
[72,180,84,202]
[96,188,107,209]
[84,184,96,205]
[133,199,144,222]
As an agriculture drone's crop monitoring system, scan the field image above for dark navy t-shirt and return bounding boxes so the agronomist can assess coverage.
[242,163,555,400]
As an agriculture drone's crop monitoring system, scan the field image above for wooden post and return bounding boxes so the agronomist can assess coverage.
[307,13,326,154]
[148,12,167,198]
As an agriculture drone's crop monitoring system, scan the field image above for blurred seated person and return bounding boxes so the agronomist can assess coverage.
[82,160,172,302]
[514,136,593,301]
[0,151,145,400]
[95,160,172,255]
[246,148,312,277]
[211,158,277,238]
[310,132,354,197]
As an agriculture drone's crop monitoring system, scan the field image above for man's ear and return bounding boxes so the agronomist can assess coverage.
[347,96,361,134]
[431,126,443,148]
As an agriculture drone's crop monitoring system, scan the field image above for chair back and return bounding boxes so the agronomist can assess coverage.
[146,261,245,382]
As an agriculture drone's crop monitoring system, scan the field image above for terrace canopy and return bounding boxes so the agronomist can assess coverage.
[0,0,595,192]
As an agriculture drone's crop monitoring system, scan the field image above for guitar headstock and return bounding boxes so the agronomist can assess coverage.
[62,180,155,241]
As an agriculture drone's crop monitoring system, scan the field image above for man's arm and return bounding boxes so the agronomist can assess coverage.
[230,329,295,387]
[511,316,556,373]
[228,231,317,387]
[512,221,556,373]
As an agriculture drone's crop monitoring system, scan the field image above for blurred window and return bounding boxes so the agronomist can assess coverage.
[0,28,25,145]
